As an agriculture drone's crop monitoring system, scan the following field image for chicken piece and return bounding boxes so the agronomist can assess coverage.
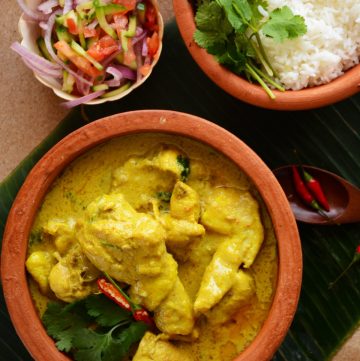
[154,279,194,335]
[77,193,177,310]
[77,194,195,335]
[133,332,193,361]
[195,187,263,314]
[43,218,77,255]
[111,146,187,210]
[205,270,255,324]
[170,181,200,222]
[48,244,100,302]
[159,181,205,261]
[26,251,57,294]
[160,215,205,248]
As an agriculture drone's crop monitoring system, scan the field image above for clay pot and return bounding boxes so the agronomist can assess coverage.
[173,0,360,110]
[1,110,302,361]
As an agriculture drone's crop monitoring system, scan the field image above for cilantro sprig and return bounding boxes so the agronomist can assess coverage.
[193,0,307,98]
[42,294,148,361]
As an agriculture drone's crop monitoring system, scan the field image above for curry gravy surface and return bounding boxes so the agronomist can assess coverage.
[28,133,278,361]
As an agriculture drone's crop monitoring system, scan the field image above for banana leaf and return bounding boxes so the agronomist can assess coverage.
[1,21,359,361]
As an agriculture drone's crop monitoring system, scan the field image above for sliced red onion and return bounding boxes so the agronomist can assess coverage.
[17,0,49,20]
[63,0,73,14]
[105,66,123,87]
[61,90,105,108]
[75,0,89,4]
[141,37,148,57]
[22,58,63,78]
[75,70,91,95]
[135,27,143,36]
[104,78,121,87]
[87,19,98,30]
[38,0,59,14]
[132,30,147,46]
[44,11,93,86]
[108,64,136,80]
[106,66,123,80]
[39,21,48,30]
[11,42,61,71]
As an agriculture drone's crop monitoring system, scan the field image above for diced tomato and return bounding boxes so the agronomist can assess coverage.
[113,0,136,12]
[54,40,102,78]
[66,18,79,35]
[87,35,119,62]
[147,32,159,57]
[144,1,158,32]
[124,38,136,66]
[84,27,98,38]
[113,14,128,38]
[139,64,151,76]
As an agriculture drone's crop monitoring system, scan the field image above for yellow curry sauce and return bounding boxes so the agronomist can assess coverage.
[26,133,278,361]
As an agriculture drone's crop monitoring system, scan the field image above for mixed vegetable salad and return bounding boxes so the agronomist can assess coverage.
[12,0,161,107]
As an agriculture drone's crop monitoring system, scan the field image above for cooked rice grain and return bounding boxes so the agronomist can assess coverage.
[259,0,360,90]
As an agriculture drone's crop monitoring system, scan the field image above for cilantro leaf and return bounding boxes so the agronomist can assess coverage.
[216,0,246,32]
[232,0,252,23]
[156,191,172,202]
[73,322,148,361]
[194,1,232,55]
[42,301,89,352]
[176,155,190,182]
[195,1,226,32]
[85,294,132,327]
[194,29,227,55]
[249,0,268,23]
[262,6,307,42]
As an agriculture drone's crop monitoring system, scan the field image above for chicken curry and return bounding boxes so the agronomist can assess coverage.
[26,133,278,361]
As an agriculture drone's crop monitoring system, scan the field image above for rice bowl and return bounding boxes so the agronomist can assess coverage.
[260,0,360,90]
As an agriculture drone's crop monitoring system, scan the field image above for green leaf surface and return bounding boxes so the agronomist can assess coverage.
[262,6,307,42]
[85,294,132,327]
[1,20,360,361]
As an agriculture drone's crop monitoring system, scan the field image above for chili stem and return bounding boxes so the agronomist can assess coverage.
[328,262,355,289]
[104,272,140,311]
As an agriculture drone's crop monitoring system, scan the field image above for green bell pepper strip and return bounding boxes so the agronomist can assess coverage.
[101,82,131,97]
[71,40,104,70]
[95,6,117,39]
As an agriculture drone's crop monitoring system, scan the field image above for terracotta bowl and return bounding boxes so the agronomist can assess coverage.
[173,0,360,110]
[17,0,163,106]
[1,110,302,361]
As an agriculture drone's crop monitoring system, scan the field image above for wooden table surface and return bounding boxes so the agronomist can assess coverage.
[0,0,359,359]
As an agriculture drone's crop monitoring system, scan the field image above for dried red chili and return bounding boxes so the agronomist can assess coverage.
[292,166,323,212]
[301,169,330,211]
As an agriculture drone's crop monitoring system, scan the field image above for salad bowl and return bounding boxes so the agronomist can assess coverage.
[15,0,163,107]
[1,110,302,361]
[173,0,360,111]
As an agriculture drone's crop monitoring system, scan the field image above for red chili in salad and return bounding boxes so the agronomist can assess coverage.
[12,0,161,108]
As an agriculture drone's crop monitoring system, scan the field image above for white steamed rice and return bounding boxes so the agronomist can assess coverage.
[259,0,360,90]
